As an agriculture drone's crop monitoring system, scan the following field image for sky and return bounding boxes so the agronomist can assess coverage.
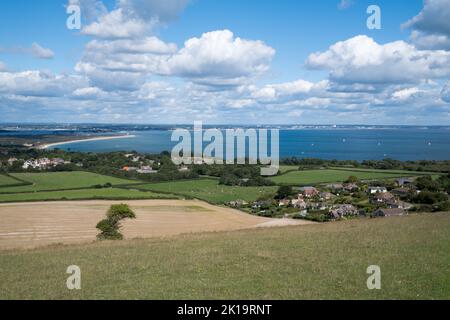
[0,0,450,125]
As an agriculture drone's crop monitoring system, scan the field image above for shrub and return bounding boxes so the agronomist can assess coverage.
[96,204,136,240]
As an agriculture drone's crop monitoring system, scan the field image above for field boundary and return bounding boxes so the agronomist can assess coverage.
[0,173,32,189]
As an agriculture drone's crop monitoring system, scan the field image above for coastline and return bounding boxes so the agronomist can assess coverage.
[38,134,136,150]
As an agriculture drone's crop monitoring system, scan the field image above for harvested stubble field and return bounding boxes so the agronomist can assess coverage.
[0,200,310,250]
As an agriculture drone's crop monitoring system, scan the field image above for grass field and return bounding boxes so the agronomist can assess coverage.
[136,179,278,204]
[0,174,23,187]
[0,172,141,193]
[1,212,448,299]
[270,169,431,185]
[0,188,176,203]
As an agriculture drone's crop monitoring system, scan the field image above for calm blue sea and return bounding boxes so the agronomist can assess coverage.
[45,127,450,161]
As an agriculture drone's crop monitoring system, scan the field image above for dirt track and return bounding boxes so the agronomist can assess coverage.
[0,200,314,250]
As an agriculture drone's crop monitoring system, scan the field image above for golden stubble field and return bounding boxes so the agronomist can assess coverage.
[0,200,313,250]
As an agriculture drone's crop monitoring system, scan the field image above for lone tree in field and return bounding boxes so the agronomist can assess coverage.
[96,204,136,240]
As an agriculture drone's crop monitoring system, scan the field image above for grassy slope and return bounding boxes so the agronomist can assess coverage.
[0,172,141,193]
[0,174,23,187]
[1,213,448,299]
[137,179,278,204]
[270,169,426,185]
[0,188,177,202]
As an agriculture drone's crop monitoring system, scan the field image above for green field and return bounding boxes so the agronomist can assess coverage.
[0,172,141,193]
[137,179,278,204]
[1,213,448,299]
[0,188,177,203]
[270,169,431,186]
[278,165,300,173]
[0,174,24,187]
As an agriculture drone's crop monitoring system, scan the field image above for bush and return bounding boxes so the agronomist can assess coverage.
[413,191,448,204]
[96,204,136,240]
[276,186,294,199]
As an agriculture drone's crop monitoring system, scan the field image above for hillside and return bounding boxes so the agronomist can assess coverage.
[1,212,449,299]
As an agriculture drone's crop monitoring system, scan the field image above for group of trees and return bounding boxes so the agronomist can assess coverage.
[278,157,450,173]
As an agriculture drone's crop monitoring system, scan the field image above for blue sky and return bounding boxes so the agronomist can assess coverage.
[0,0,449,124]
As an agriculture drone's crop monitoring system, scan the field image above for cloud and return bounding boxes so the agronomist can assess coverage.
[403,0,450,36]
[75,35,177,91]
[68,0,107,22]
[81,0,190,39]
[82,8,149,39]
[163,30,275,86]
[0,43,54,60]
[338,0,354,10]
[85,37,177,55]
[305,35,450,85]
[118,0,189,24]
[0,61,6,71]
[391,87,421,101]
[403,0,450,50]
[442,81,450,103]
[410,30,450,50]
[72,86,105,99]
[0,70,86,97]
[30,43,55,59]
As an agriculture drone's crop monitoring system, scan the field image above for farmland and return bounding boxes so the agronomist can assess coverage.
[0,174,23,187]
[1,212,448,299]
[0,172,178,203]
[0,188,175,203]
[136,179,279,204]
[0,200,279,250]
[270,168,433,186]
[0,172,141,193]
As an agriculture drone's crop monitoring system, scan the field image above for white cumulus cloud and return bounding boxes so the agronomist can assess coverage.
[163,30,275,86]
[305,35,450,85]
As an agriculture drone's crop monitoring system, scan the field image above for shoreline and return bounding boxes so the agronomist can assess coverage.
[38,134,136,150]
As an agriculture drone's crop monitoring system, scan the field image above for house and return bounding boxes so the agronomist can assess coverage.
[299,186,319,198]
[391,187,411,197]
[291,198,307,209]
[396,178,413,186]
[278,199,291,207]
[368,186,388,194]
[122,166,138,172]
[252,200,271,210]
[330,204,358,219]
[136,166,157,174]
[228,200,248,207]
[179,166,189,172]
[386,199,413,210]
[319,192,335,201]
[327,183,344,192]
[7,157,18,165]
[343,183,359,192]
[51,158,65,165]
[308,202,329,211]
[372,208,406,217]
[371,192,395,204]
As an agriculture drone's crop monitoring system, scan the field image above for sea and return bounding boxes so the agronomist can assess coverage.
[2,125,450,161]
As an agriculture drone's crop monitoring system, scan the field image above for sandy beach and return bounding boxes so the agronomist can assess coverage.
[38,134,136,150]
